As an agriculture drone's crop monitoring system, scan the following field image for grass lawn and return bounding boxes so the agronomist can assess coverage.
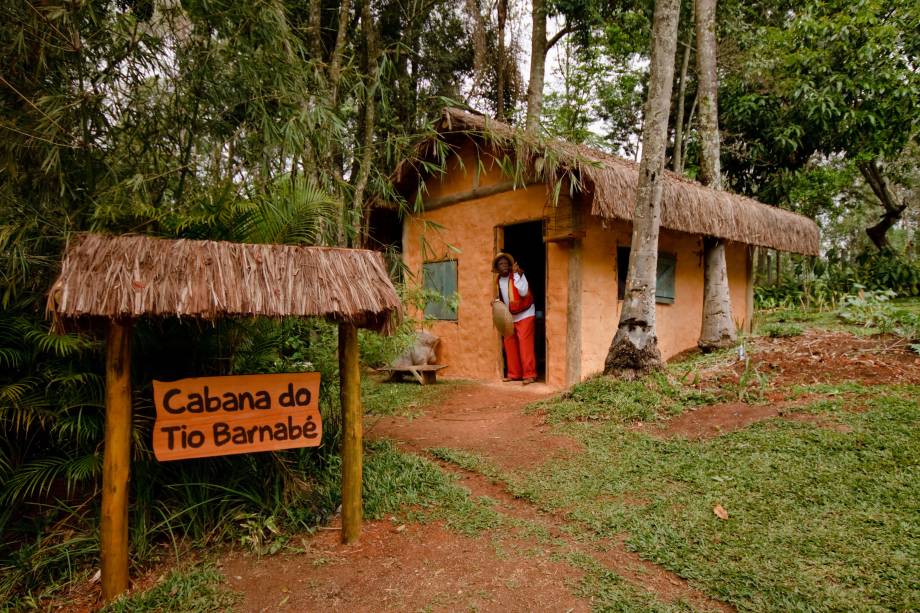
[429,316,920,611]
[510,383,919,611]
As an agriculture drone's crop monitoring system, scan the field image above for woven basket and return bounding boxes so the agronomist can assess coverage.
[492,300,514,338]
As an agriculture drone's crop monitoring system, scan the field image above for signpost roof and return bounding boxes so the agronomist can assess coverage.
[47,233,402,333]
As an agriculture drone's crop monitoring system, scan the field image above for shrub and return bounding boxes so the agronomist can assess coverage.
[838,289,920,353]
[760,322,805,338]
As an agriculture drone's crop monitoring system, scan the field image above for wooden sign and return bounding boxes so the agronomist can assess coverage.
[152,372,322,461]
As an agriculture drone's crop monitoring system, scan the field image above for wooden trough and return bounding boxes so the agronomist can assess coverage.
[46,233,402,602]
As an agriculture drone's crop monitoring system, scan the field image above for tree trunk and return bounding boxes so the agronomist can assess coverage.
[525,0,547,132]
[603,0,681,379]
[858,160,908,251]
[466,0,487,96]
[699,237,736,350]
[308,0,323,60]
[694,0,736,351]
[496,0,508,120]
[353,0,379,247]
[672,11,693,174]
[329,0,353,107]
[694,0,719,190]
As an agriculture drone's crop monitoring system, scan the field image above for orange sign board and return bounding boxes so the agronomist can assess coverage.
[152,372,322,461]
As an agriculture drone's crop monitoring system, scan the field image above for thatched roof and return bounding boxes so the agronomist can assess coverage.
[47,234,402,333]
[398,108,819,255]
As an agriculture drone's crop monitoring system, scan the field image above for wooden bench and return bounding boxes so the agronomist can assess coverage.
[376,364,447,385]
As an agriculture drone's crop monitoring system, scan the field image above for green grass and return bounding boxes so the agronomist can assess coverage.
[759,322,805,337]
[102,565,239,612]
[488,386,920,612]
[567,551,700,613]
[529,372,716,425]
[362,376,465,418]
[360,440,503,535]
[755,297,920,340]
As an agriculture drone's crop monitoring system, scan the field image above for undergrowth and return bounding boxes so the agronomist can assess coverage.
[0,315,428,606]
[102,565,240,613]
[530,369,718,425]
[837,290,920,353]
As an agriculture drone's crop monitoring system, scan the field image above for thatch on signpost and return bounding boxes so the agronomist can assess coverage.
[47,233,402,333]
[395,108,820,256]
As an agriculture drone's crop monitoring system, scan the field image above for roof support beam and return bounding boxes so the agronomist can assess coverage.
[423,180,542,211]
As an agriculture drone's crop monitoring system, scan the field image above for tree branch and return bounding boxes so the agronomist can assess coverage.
[546,24,576,53]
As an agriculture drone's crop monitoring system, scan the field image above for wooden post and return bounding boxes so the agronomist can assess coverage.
[101,319,133,602]
[338,323,362,543]
[745,245,755,333]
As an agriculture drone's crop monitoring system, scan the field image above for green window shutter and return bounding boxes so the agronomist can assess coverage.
[656,252,676,304]
[423,260,458,320]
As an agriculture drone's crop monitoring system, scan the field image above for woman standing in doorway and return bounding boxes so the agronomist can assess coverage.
[492,252,537,384]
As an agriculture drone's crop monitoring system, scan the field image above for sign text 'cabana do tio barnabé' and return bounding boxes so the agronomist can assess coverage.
[152,372,322,461]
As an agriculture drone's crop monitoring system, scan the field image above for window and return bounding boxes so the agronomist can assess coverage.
[617,247,676,304]
[422,260,458,320]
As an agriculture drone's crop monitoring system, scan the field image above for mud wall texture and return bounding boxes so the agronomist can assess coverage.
[402,142,753,387]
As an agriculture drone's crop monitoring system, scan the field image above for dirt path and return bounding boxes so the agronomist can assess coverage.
[367,382,580,469]
[222,381,734,612]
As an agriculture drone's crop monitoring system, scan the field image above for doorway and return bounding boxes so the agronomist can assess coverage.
[501,221,546,380]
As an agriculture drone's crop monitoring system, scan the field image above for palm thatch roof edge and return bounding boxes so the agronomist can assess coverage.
[397,108,819,256]
[47,234,403,334]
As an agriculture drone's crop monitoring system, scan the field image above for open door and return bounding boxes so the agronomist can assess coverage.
[500,221,546,381]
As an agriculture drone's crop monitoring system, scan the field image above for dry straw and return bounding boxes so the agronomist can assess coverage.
[47,233,403,333]
[397,108,820,256]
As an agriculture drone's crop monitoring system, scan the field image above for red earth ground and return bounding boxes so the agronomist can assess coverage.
[56,329,919,612]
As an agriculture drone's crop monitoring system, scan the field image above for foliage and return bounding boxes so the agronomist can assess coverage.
[0,0,480,600]
[532,371,715,425]
[720,0,919,248]
[102,565,240,613]
[837,289,920,353]
[542,2,651,155]
[754,249,920,313]
[759,322,804,338]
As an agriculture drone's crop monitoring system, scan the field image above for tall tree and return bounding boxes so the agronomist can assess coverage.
[603,0,682,378]
[694,0,736,350]
[525,0,575,131]
[525,0,550,131]
[671,1,694,174]
[719,0,919,250]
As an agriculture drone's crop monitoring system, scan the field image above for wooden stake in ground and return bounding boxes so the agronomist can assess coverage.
[339,323,363,543]
[101,319,132,602]
[603,0,682,378]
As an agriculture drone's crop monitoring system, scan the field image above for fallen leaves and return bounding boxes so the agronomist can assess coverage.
[713,504,729,520]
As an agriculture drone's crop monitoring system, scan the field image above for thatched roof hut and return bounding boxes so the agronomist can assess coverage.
[47,233,402,333]
[396,108,819,256]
